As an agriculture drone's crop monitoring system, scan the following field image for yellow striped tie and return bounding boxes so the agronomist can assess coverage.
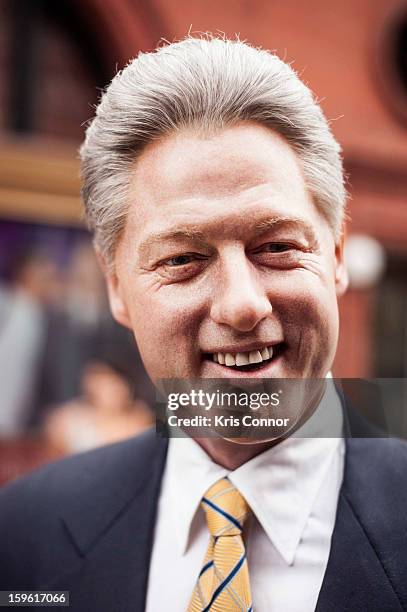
[188,477,253,612]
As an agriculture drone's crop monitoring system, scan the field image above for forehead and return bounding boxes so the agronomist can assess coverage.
[125,122,320,244]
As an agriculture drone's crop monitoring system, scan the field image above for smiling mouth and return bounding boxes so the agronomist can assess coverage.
[203,343,286,372]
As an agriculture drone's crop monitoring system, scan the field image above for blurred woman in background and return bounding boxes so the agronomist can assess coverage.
[44,359,153,455]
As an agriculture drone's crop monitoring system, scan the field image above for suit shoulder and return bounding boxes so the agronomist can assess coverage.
[0,429,167,589]
[344,437,407,550]
[0,428,163,527]
[346,436,407,486]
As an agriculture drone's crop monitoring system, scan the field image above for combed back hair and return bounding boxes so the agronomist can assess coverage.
[80,35,346,269]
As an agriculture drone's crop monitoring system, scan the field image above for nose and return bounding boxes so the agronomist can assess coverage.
[210,250,272,332]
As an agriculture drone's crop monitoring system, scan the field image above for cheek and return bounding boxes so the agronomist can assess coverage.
[131,285,204,335]
[271,272,339,343]
[122,280,207,378]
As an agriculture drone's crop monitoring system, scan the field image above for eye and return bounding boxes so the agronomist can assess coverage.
[253,242,294,254]
[250,241,304,270]
[263,243,292,253]
[165,254,196,266]
[156,253,209,283]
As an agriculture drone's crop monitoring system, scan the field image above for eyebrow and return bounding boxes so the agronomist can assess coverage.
[138,216,319,258]
[251,217,318,245]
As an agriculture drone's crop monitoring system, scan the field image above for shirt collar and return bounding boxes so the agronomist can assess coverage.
[166,376,343,564]
[165,435,228,556]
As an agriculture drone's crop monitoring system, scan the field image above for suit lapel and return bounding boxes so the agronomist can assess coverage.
[48,431,168,612]
[316,436,403,611]
[315,491,401,611]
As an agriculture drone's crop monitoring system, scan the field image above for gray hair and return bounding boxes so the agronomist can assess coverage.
[80,35,346,269]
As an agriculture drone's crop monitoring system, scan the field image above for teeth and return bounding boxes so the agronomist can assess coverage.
[249,350,262,364]
[214,345,275,367]
[225,353,236,366]
[235,352,250,366]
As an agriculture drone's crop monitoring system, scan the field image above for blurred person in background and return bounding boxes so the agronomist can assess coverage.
[44,359,153,455]
[35,240,155,429]
[0,239,154,483]
[35,241,109,412]
[0,248,60,437]
[64,242,107,328]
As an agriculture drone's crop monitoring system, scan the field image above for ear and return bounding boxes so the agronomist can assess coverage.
[334,228,349,297]
[96,249,133,330]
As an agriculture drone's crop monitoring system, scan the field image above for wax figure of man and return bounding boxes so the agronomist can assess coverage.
[1,37,406,612]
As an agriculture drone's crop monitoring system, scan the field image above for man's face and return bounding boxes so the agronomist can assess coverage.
[107,122,347,385]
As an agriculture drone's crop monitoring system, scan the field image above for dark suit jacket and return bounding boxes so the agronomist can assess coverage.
[1,415,407,610]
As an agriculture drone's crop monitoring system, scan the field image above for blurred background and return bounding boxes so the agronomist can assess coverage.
[0,0,406,483]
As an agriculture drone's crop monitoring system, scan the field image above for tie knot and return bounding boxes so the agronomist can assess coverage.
[201,477,251,537]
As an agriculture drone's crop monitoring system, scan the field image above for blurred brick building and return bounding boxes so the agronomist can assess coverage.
[0,0,406,378]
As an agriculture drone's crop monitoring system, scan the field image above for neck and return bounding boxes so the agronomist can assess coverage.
[193,382,327,469]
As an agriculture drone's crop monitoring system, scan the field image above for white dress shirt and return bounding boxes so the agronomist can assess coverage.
[146,380,344,611]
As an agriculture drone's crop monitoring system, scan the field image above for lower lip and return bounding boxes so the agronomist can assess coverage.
[201,349,285,379]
